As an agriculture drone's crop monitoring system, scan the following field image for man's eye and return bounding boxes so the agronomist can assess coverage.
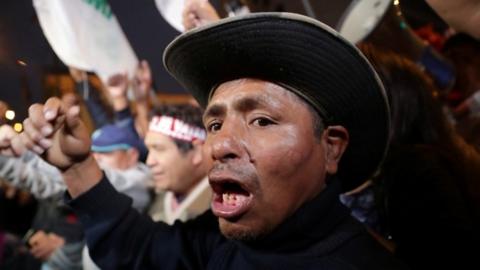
[153,146,165,152]
[252,118,274,127]
[208,122,222,132]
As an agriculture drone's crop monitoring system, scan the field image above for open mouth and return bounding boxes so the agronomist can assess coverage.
[210,180,253,220]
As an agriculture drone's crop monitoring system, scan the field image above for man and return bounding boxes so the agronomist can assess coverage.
[10,13,408,269]
[90,124,151,212]
[0,123,151,269]
[145,104,211,224]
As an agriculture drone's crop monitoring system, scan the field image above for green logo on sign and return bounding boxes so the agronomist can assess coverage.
[83,0,113,19]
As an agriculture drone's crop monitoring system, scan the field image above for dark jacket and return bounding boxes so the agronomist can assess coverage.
[68,176,408,269]
[375,144,479,270]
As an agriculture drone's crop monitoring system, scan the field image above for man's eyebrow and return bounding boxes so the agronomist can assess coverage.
[203,104,226,121]
[204,95,275,121]
[234,96,273,112]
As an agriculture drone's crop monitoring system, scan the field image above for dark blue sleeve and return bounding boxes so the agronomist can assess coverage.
[66,176,223,270]
[74,80,112,129]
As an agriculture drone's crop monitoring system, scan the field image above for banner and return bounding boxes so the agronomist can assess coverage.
[33,0,138,82]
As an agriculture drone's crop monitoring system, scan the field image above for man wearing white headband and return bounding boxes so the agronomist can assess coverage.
[145,104,211,224]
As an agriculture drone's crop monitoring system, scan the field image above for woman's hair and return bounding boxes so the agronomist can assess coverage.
[360,43,456,149]
[360,43,480,222]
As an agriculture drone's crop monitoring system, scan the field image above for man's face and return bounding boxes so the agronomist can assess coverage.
[145,132,197,195]
[203,79,330,241]
[92,149,134,171]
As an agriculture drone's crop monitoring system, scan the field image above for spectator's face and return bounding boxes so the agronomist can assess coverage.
[145,132,198,195]
[203,79,333,241]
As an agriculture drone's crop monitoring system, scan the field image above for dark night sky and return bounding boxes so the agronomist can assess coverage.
[0,0,57,121]
[0,0,190,122]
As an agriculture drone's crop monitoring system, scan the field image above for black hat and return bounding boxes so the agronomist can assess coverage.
[163,12,390,191]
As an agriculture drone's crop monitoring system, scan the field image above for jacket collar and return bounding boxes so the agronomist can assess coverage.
[241,179,352,252]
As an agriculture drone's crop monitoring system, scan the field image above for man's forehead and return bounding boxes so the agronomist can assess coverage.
[205,79,311,115]
[145,131,175,146]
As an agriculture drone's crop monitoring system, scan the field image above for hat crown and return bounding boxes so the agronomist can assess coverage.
[91,124,141,153]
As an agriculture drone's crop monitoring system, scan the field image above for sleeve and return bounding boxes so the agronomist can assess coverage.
[102,164,151,213]
[67,176,224,270]
[74,80,112,129]
[0,151,66,198]
[384,147,476,267]
[47,241,84,270]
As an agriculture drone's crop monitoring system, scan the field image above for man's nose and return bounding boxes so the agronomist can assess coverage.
[146,152,156,167]
[209,123,244,163]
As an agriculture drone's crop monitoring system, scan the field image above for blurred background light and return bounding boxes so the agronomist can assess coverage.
[13,122,23,132]
[5,109,15,120]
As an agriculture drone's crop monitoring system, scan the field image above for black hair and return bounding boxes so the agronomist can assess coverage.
[360,43,480,223]
[442,33,480,101]
[306,101,325,140]
[360,43,454,148]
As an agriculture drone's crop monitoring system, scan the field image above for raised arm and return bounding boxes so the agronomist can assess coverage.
[1,124,65,198]
[182,0,220,31]
[69,67,112,128]
[11,96,102,197]
[11,97,222,269]
[131,60,153,138]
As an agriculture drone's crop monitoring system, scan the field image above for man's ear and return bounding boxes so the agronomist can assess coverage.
[323,126,349,174]
[191,139,204,166]
[126,148,139,167]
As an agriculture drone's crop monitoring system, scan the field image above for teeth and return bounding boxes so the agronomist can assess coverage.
[222,193,237,205]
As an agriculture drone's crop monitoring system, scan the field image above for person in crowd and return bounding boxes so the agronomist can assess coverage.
[441,33,480,149]
[146,104,211,224]
[182,0,220,31]
[132,60,156,138]
[1,126,84,270]
[1,111,151,270]
[103,61,153,161]
[8,13,410,269]
[90,123,151,212]
[1,124,65,198]
[426,0,480,39]
[442,34,480,113]
[70,60,154,161]
[27,193,84,270]
[0,180,38,269]
[0,123,151,213]
[360,44,480,269]
[69,67,113,129]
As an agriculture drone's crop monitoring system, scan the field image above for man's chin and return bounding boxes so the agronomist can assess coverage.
[218,218,268,242]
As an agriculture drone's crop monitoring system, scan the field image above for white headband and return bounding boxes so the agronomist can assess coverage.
[149,116,206,142]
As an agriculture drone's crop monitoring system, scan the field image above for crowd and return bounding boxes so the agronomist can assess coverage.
[1,0,479,269]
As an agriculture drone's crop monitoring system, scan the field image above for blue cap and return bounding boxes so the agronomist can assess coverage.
[91,124,142,153]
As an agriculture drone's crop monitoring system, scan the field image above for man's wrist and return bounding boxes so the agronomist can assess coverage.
[62,154,103,198]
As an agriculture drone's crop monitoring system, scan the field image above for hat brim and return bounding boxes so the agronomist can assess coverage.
[163,12,390,191]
